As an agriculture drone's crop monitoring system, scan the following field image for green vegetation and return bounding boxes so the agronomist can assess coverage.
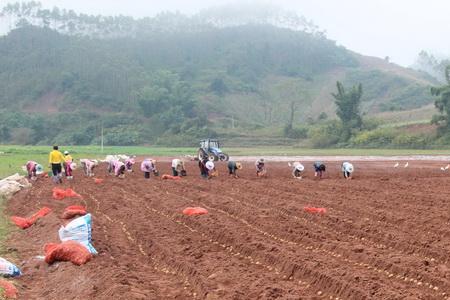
[0,2,437,148]
[431,66,450,131]
[344,70,432,112]
[332,82,363,141]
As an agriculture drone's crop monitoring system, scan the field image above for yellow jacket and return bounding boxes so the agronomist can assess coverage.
[49,150,65,164]
[65,154,73,163]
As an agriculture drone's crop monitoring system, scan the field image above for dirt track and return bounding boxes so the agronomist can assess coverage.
[6,160,450,299]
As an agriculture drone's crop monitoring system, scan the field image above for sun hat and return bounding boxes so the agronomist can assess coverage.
[206,161,215,171]
[64,151,69,155]
[345,163,354,173]
[35,164,44,175]
[295,163,304,172]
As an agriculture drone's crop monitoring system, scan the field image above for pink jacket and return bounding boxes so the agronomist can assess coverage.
[141,159,154,172]
[81,159,95,172]
[114,161,125,176]
[26,161,37,172]
[125,158,135,170]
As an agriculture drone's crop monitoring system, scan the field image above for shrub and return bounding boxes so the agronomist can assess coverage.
[350,128,397,147]
[392,133,431,148]
[309,121,343,148]
[283,125,308,139]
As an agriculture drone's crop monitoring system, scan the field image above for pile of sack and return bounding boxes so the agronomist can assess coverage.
[0,174,31,199]
[0,257,21,299]
[45,213,97,266]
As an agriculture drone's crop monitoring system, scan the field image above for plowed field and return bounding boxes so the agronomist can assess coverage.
[6,160,450,299]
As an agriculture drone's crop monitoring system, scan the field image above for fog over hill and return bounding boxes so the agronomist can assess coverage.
[0,1,446,147]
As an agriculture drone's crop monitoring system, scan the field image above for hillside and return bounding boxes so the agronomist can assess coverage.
[0,2,438,146]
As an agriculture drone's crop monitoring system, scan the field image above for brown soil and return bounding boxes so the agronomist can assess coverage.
[5,160,450,299]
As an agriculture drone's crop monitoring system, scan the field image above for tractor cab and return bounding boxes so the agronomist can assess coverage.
[198,139,229,161]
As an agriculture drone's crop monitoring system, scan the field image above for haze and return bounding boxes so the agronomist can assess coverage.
[2,0,449,66]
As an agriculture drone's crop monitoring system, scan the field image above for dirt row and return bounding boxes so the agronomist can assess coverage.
[5,160,450,299]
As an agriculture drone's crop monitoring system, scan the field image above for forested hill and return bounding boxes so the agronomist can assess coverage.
[0,2,436,146]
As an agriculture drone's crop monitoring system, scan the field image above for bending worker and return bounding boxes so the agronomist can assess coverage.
[199,158,209,179]
[172,158,186,176]
[292,162,304,179]
[80,159,98,177]
[141,158,157,179]
[205,160,217,179]
[255,158,267,177]
[25,161,44,180]
[108,160,126,178]
[227,161,242,178]
[342,162,354,179]
[313,161,326,179]
[125,157,135,172]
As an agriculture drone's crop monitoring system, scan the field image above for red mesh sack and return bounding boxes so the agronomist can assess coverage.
[65,188,82,198]
[52,188,66,200]
[11,207,52,229]
[52,188,82,200]
[182,207,208,216]
[62,206,87,219]
[0,279,18,299]
[162,174,181,180]
[303,207,327,214]
[44,241,92,266]
[10,216,32,229]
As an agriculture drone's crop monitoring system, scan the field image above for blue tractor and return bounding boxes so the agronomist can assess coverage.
[198,139,229,161]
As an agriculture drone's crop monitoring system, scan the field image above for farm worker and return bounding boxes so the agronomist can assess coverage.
[49,145,65,184]
[255,158,267,177]
[313,161,326,179]
[227,161,242,178]
[80,159,98,177]
[108,160,125,177]
[125,158,135,173]
[141,158,157,179]
[198,158,209,179]
[25,161,43,180]
[114,160,126,178]
[64,151,74,180]
[205,160,217,178]
[342,162,354,179]
[172,158,186,177]
[292,162,304,179]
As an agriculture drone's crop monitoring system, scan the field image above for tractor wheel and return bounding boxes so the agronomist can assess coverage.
[208,154,218,161]
[198,149,207,161]
[219,153,229,161]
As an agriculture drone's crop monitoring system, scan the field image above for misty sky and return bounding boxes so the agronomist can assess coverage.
[2,0,449,66]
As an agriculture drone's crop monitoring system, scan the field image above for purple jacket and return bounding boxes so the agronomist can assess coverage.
[140,159,154,172]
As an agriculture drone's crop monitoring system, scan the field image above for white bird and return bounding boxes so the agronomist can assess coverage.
[404,162,409,168]
[394,162,399,168]
[441,167,446,171]
[445,164,450,170]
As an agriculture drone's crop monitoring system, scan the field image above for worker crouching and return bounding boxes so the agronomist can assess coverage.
[172,159,187,177]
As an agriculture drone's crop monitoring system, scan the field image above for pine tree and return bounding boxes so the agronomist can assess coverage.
[331,81,363,140]
[431,66,450,129]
